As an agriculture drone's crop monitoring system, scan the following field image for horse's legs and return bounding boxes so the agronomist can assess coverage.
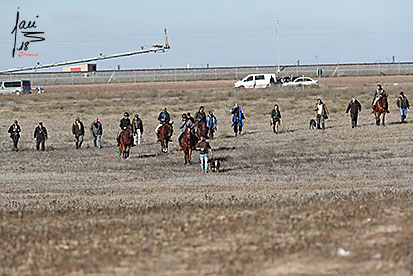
[382,113,386,126]
[188,148,192,164]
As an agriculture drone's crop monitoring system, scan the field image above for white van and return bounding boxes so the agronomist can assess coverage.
[234,74,276,89]
[0,80,32,95]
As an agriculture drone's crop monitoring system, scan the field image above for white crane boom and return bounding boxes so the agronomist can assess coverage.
[0,29,170,74]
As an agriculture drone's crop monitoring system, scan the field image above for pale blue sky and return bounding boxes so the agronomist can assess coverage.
[1,0,412,71]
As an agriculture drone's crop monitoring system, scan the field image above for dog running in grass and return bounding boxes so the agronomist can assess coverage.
[309,119,317,129]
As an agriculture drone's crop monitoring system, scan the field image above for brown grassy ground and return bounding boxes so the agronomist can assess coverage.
[0,76,412,275]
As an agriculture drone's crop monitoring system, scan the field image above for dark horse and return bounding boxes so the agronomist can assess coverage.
[119,126,133,158]
[180,126,196,165]
[373,96,386,126]
[159,123,173,153]
[196,121,208,140]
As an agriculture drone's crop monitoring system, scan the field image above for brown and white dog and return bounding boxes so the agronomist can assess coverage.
[309,119,317,129]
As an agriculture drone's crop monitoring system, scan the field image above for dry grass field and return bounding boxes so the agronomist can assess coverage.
[0,76,412,275]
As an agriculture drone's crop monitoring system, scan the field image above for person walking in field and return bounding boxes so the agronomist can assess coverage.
[397,91,410,123]
[90,117,103,148]
[34,122,47,151]
[313,98,329,129]
[206,111,217,139]
[8,120,21,151]
[72,117,85,149]
[195,135,213,173]
[132,114,144,145]
[270,104,282,134]
[231,103,245,137]
[345,97,362,128]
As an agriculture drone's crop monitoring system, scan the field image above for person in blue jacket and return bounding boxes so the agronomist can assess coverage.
[156,107,171,141]
[231,103,245,137]
[206,111,217,139]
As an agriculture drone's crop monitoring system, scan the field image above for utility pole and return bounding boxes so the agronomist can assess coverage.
[276,20,280,75]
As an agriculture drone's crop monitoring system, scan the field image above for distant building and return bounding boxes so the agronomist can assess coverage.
[63,64,97,72]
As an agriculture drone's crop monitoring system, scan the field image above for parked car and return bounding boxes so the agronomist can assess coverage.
[281,77,318,87]
[0,80,32,95]
[234,74,276,89]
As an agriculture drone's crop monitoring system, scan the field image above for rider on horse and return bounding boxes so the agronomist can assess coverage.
[372,84,390,113]
[156,107,171,141]
[194,106,206,129]
[178,113,193,146]
[8,120,21,151]
[117,112,132,146]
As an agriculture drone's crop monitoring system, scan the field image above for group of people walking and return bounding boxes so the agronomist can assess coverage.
[6,84,410,172]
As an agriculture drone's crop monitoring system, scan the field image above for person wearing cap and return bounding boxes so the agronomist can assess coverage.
[90,117,103,148]
[372,84,389,113]
[72,117,85,149]
[8,120,21,151]
[270,104,282,134]
[34,122,48,151]
[206,111,217,139]
[195,135,213,173]
[345,97,362,128]
[397,91,410,123]
[156,107,170,141]
[178,113,193,147]
[117,112,131,145]
[132,114,144,146]
[313,98,328,129]
[231,103,245,137]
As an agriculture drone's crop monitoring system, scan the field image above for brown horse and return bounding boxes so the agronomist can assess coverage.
[196,121,208,140]
[119,126,133,158]
[180,126,196,165]
[159,123,173,153]
[373,96,386,126]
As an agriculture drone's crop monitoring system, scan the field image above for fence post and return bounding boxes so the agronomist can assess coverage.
[235,68,238,79]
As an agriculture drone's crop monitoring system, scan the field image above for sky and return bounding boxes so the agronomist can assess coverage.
[1,0,412,71]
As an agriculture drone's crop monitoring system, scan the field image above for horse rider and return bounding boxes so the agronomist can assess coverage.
[270,104,283,134]
[313,98,329,129]
[178,113,193,146]
[117,112,132,146]
[397,91,410,123]
[194,106,206,130]
[8,120,21,151]
[206,111,217,138]
[187,112,195,124]
[345,97,362,128]
[372,84,390,113]
[90,117,103,148]
[72,117,85,149]
[156,107,170,141]
[132,113,144,145]
[231,103,245,137]
[33,122,48,151]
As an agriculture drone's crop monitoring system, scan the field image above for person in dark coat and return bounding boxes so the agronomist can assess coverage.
[156,107,171,141]
[231,103,245,137]
[397,91,410,123]
[270,104,283,134]
[33,122,48,151]
[72,117,85,149]
[372,84,389,113]
[117,112,132,145]
[90,117,103,148]
[194,106,206,129]
[8,120,21,151]
[132,114,144,145]
[345,97,362,128]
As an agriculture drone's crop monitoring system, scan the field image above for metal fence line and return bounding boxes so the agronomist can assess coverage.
[0,62,413,86]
